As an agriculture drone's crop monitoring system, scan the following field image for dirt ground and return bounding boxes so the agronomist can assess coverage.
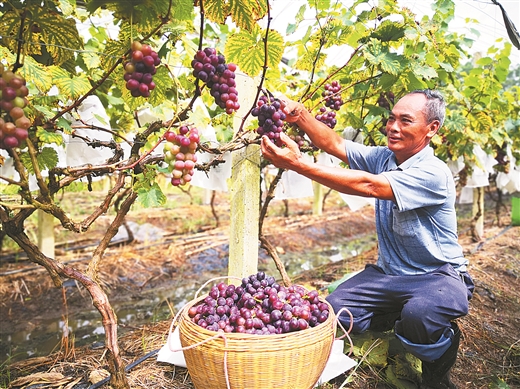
[1,188,519,389]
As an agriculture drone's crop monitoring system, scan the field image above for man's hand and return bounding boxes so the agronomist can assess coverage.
[274,94,304,124]
[260,132,303,171]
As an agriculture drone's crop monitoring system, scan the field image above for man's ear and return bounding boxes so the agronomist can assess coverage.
[427,120,441,138]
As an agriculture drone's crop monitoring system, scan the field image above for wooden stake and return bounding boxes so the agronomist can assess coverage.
[228,74,260,280]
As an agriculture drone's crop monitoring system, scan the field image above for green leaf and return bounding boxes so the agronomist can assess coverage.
[402,71,428,91]
[20,146,60,175]
[16,57,55,94]
[136,183,167,207]
[51,68,92,100]
[367,20,406,43]
[364,39,402,75]
[411,63,438,80]
[225,27,284,77]
[345,112,364,130]
[56,117,74,134]
[147,66,174,107]
[36,127,65,146]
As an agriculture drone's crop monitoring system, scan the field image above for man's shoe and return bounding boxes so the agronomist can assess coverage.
[420,322,460,389]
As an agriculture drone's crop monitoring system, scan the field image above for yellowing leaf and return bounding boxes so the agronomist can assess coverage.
[28,7,84,65]
[225,28,284,77]
[202,0,230,25]
[202,0,268,31]
[51,68,92,100]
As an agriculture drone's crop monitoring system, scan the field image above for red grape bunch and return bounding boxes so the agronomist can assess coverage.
[322,80,343,111]
[251,94,287,147]
[187,271,331,334]
[191,48,240,114]
[315,107,337,129]
[0,63,31,150]
[163,125,200,186]
[123,41,160,98]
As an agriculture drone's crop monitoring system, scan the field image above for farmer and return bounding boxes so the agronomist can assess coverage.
[260,89,474,389]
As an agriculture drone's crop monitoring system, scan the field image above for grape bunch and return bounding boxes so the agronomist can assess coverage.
[163,125,200,186]
[376,91,395,111]
[315,107,337,129]
[187,271,331,335]
[377,91,395,134]
[191,48,240,114]
[123,41,160,98]
[251,95,286,147]
[0,63,31,150]
[322,80,343,111]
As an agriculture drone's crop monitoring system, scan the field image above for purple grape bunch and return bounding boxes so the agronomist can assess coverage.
[322,80,343,111]
[251,95,287,147]
[315,107,337,129]
[187,271,331,335]
[191,48,240,114]
[315,80,343,129]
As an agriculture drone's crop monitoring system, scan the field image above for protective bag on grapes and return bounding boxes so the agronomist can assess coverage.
[173,275,337,389]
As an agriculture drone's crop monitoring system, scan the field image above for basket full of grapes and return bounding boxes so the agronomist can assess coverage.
[178,272,336,389]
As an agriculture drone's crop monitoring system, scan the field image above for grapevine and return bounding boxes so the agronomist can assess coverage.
[187,271,331,334]
[0,63,31,150]
[163,125,200,186]
[123,41,160,98]
[191,47,240,114]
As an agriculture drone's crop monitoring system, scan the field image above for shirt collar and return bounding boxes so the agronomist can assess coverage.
[393,146,433,171]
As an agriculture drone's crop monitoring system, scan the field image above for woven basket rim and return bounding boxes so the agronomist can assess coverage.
[178,292,336,340]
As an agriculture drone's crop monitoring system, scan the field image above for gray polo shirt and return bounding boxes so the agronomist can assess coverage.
[345,140,468,275]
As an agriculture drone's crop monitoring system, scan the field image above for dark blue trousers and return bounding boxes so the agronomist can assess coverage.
[326,263,474,361]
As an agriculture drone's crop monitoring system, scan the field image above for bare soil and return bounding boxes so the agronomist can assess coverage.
[1,188,519,389]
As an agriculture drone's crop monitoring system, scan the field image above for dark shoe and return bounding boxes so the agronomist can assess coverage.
[420,322,460,389]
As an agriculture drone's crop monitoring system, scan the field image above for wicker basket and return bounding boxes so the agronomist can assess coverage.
[178,295,336,389]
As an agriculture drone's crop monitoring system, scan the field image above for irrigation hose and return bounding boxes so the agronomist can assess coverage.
[86,348,159,389]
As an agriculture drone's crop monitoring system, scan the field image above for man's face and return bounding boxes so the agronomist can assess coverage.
[385,93,439,164]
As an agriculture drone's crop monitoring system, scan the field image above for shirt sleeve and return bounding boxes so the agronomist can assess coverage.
[345,140,390,174]
[382,166,450,212]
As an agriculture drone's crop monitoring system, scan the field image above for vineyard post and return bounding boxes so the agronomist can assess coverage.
[472,187,485,241]
[313,181,324,216]
[227,74,261,279]
[37,209,55,258]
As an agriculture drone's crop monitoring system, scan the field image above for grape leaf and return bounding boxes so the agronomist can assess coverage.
[56,117,74,134]
[28,7,84,65]
[365,20,406,43]
[364,39,403,75]
[411,63,438,80]
[225,27,284,77]
[51,68,92,100]
[474,111,493,134]
[20,146,60,175]
[199,0,229,25]
[136,183,166,208]
[15,57,54,94]
[148,66,173,107]
[202,0,268,32]
[36,127,65,146]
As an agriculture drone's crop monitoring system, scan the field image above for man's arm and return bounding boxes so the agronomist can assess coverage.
[280,99,348,164]
[260,132,396,202]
